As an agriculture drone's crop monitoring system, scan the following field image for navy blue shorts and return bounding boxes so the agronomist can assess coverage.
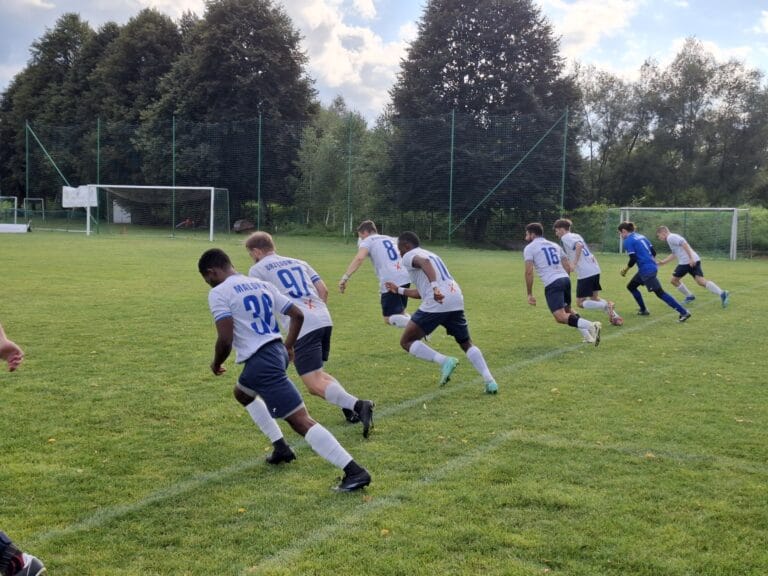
[544,277,572,312]
[576,274,602,299]
[630,272,662,292]
[381,285,409,316]
[237,339,304,419]
[411,308,470,344]
[293,326,332,376]
[673,262,704,278]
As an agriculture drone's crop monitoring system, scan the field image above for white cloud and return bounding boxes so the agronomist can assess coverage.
[2,0,55,12]
[134,0,204,19]
[352,0,376,20]
[283,0,414,122]
[540,0,642,60]
[752,10,768,34]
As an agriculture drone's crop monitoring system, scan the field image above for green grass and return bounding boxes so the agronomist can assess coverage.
[1,232,766,575]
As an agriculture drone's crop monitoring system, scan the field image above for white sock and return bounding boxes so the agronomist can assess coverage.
[677,283,693,297]
[466,345,493,381]
[304,423,353,469]
[579,327,591,339]
[408,340,447,365]
[582,299,607,311]
[324,379,357,411]
[388,313,411,328]
[245,398,283,443]
[576,318,592,330]
[705,281,723,295]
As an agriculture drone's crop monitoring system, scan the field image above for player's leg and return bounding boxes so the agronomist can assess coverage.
[284,408,371,492]
[627,274,649,314]
[234,387,295,464]
[691,262,728,305]
[401,311,458,386]
[455,321,498,394]
[382,289,411,328]
[672,264,695,302]
[648,275,690,320]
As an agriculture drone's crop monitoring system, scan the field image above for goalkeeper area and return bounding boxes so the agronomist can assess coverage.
[40,185,231,240]
[600,207,751,260]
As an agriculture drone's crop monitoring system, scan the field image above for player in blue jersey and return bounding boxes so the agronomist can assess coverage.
[524,223,603,345]
[618,222,691,322]
[384,231,498,394]
[198,248,371,492]
[246,231,374,437]
[339,220,412,329]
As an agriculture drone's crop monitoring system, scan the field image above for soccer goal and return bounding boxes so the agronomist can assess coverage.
[23,197,45,221]
[88,185,230,241]
[0,196,18,224]
[602,207,751,260]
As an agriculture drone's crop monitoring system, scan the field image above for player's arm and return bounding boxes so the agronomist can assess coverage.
[561,255,573,274]
[384,281,421,299]
[282,304,304,361]
[211,317,234,375]
[0,322,24,372]
[339,247,369,293]
[411,254,444,303]
[524,261,536,305]
[571,242,584,270]
[314,278,329,303]
[620,253,637,276]
[682,242,697,265]
[657,253,674,265]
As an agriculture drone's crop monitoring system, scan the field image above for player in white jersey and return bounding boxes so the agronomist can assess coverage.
[339,220,412,329]
[383,231,498,394]
[655,226,730,307]
[198,248,371,492]
[524,223,602,345]
[553,219,622,326]
[246,231,374,438]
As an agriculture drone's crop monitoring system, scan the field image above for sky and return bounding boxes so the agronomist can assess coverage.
[1,0,767,124]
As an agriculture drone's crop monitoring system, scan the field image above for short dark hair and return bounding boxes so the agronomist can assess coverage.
[553,218,572,231]
[617,221,635,233]
[398,231,420,247]
[357,220,378,234]
[525,222,544,237]
[198,248,231,274]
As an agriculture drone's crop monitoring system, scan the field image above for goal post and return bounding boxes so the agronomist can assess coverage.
[87,185,230,241]
[606,207,750,260]
[0,196,18,224]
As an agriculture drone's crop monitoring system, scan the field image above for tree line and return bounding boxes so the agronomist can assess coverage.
[1,0,766,240]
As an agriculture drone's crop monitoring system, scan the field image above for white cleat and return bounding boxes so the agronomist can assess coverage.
[587,322,602,347]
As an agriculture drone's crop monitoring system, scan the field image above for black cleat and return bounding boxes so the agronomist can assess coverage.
[14,554,46,576]
[334,467,371,492]
[355,400,375,438]
[265,444,296,465]
[342,408,360,424]
[678,311,692,323]
[637,309,650,316]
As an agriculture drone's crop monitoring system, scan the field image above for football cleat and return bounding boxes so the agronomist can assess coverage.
[588,322,602,347]
[610,313,624,326]
[637,309,650,316]
[342,408,360,424]
[720,291,730,308]
[684,295,696,304]
[678,311,692,323]
[355,400,375,439]
[438,357,459,386]
[14,554,46,576]
[334,467,371,492]
[265,444,296,465]
[484,380,498,394]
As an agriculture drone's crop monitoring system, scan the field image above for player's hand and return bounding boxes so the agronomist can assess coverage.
[384,281,398,294]
[433,287,445,303]
[338,278,347,293]
[619,267,628,277]
[211,362,226,376]
[0,340,24,372]
[527,295,536,306]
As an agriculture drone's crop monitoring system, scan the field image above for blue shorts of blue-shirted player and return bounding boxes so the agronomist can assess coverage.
[381,284,409,316]
[544,276,572,312]
[629,271,662,292]
[237,339,305,419]
[672,261,704,279]
[293,326,332,376]
[576,274,602,299]
[410,308,470,344]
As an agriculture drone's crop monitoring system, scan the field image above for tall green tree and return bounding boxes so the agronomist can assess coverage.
[387,0,578,240]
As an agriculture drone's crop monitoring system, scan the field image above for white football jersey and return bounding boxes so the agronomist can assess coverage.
[249,253,332,339]
[560,232,601,279]
[524,237,569,287]
[358,234,410,292]
[402,247,464,313]
[666,233,699,265]
[207,274,293,363]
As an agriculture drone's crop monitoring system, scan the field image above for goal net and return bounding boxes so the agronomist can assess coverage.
[91,185,230,241]
[0,196,18,224]
[600,207,751,260]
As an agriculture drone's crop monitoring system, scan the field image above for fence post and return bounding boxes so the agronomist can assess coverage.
[560,106,569,216]
[172,114,176,238]
[346,113,353,242]
[257,112,262,229]
[448,109,455,244]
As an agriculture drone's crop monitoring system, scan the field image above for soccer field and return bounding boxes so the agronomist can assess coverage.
[1,233,766,575]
